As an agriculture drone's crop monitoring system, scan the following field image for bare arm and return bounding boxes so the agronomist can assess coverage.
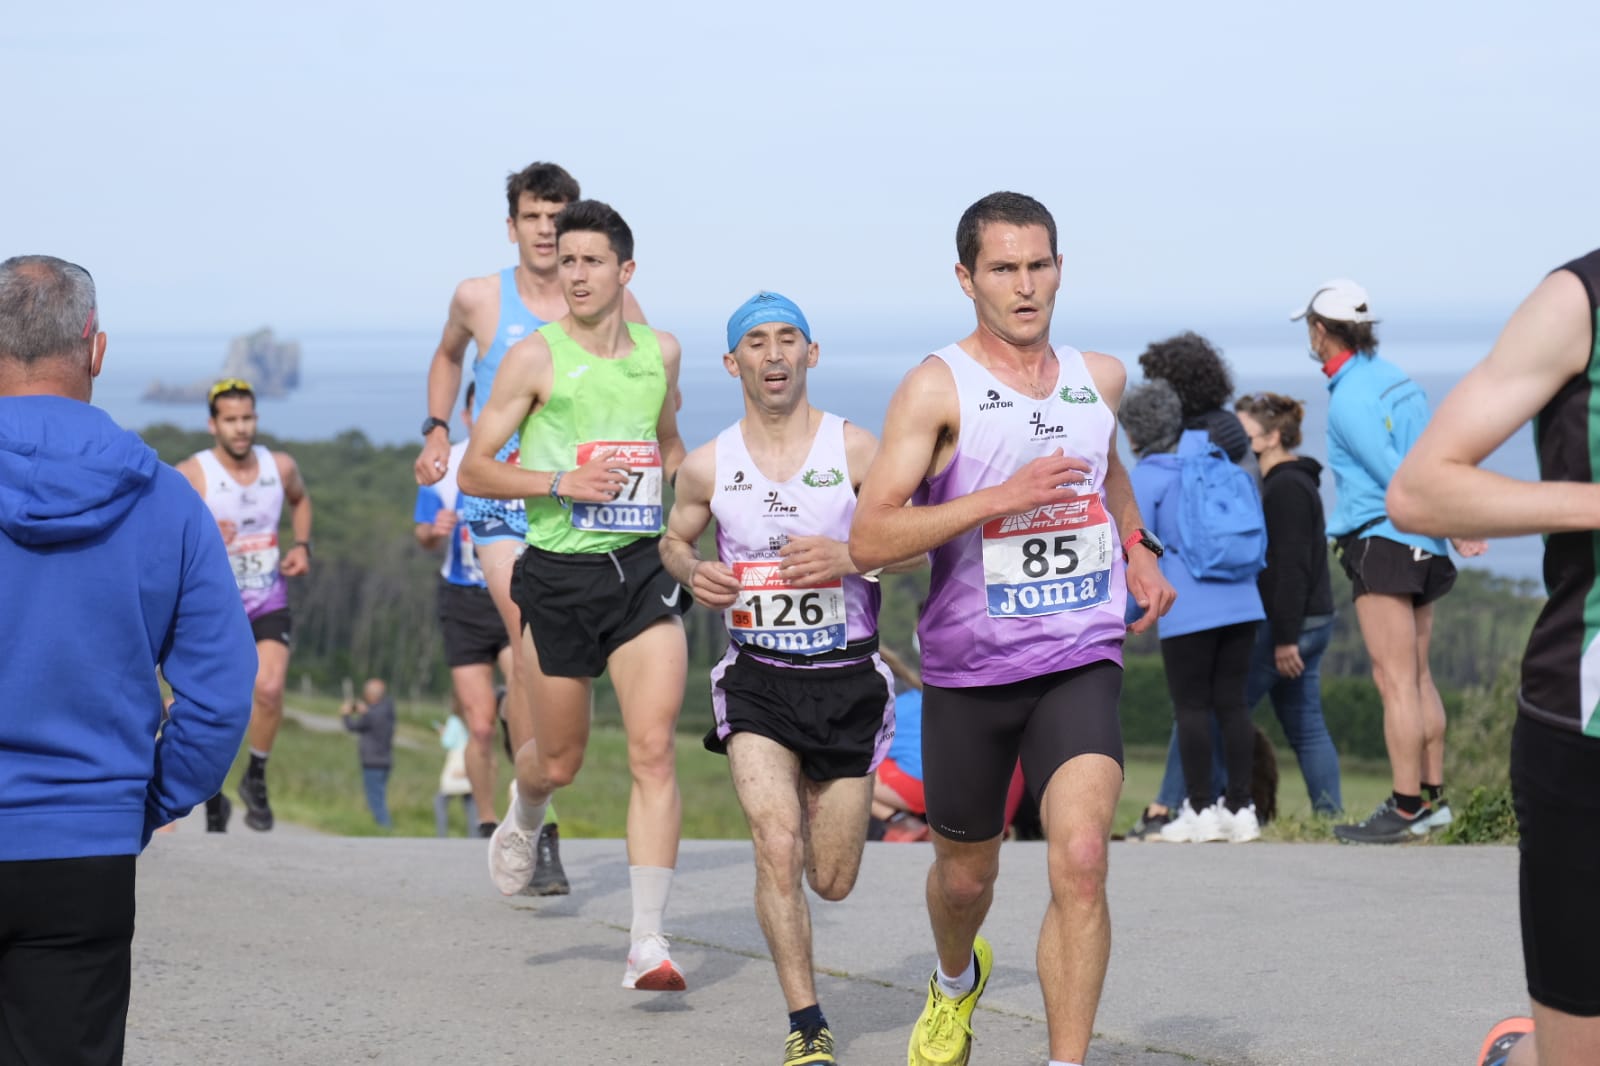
[458,335,632,505]
[659,443,742,609]
[415,280,486,485]
[174,456,205,497]
[849,359,1089,573]
[277,453,312,577]
[1389,269,1598,538]
[1084,352,1174,634]
[415,522,445,551]
[655,331,687,483]
[458,334,557,501]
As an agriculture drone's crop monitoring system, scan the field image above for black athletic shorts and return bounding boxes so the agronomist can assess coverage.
[704,648,894,782]
[511,537,688,679]
[437,580,508,668]
[922,659,1124,842]
[250,608,292,646]
[1511,713,1600,1016]
[1334,534,1457,606]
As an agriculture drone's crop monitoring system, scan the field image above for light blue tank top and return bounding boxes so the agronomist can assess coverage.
[472,267,545,407]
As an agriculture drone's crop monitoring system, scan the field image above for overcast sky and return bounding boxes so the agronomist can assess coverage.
[7,1,1594,342]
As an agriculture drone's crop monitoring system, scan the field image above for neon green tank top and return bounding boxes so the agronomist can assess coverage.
[520,320,667,554]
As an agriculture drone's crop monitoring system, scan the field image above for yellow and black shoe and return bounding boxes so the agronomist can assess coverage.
[907,935,991,1066]
[784,1023,837,1065]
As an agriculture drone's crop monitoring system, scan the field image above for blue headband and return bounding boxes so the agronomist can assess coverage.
[726,291,811,352]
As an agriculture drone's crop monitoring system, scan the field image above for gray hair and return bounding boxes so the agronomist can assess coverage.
[0,255,98,364]
[1119,377,1184,458]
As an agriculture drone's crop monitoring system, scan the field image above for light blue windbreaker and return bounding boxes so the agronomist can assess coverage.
[1324,352,1449,556]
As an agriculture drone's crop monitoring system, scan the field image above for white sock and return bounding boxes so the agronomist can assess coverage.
[1049,1061,1082,1066]
[511,787,549,833]
[935,952,976,999]
[629,865,674,942]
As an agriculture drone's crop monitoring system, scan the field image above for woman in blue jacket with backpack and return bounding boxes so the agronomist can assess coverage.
[1121,378,1266,843]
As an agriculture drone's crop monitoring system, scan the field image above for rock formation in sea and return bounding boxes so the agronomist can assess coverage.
[142,328,302,404]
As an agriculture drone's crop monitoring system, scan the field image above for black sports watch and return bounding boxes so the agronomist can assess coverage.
[1123,527,1165,559]
[420,416,450,437]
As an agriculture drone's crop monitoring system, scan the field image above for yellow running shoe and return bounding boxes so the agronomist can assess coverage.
[783,1024,837,1065]
[907,935,992,1066]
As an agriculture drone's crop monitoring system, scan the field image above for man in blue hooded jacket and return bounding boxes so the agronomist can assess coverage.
[0,255,255,1066]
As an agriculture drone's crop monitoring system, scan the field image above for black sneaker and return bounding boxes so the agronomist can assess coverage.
[476,821,499,839]
[1125,806,1176,842]
[238,773,274,832]
[1333,797,1425,845]
[204,793,231,833]
[525,823,570,896]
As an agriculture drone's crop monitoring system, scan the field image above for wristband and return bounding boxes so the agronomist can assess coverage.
[293,539,312,558]
[1121,530,1143,553]
[549,470,571,510]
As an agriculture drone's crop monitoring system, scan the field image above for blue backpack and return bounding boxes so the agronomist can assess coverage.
[1174,429,1267,582]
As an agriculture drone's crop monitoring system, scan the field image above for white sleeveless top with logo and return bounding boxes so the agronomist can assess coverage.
[711,412,880,663]
[915,343,1127,687]
[194,445,289,620]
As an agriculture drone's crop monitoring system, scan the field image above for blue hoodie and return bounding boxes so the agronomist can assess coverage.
[0,396,255,860]
[1128,436,1265,640]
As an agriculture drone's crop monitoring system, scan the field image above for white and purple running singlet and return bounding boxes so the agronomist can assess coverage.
[706,412,894,762]
[712,413,879,658]
[915,344,1128,687]
[194,445,289,620]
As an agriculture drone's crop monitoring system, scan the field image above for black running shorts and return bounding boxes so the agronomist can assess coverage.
[250,608,292,647]
[704,649,894,782]
[1334,534,1457,606]
[437,580,509,668]
[1511,713,1600,1016]
[921,659,1124,842]
[512,537,687,679]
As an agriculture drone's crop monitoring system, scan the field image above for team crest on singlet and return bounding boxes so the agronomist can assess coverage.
[801,467,845,489]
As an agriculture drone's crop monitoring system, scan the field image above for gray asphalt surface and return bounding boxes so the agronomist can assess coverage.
[126,831,1523,1065]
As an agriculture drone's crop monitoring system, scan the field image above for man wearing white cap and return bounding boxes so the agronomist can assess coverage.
[662,291,914,1065]
[1292,280,1486,845]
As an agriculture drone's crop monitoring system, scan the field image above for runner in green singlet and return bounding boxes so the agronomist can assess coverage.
[459,199,690,992]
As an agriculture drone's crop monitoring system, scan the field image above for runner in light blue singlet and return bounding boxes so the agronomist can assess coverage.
[461,267,544,544]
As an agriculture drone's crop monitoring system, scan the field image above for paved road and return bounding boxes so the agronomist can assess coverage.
[126,833,1522,1065]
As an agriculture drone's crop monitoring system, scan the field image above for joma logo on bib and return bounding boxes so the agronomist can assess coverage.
[571,440,663,533]
[982,495,1115,619]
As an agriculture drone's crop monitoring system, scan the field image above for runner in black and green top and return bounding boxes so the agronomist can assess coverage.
[1390,250,1600,1065]
[460,199,691,993]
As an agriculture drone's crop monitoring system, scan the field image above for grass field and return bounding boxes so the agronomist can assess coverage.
[215,700,1398,843]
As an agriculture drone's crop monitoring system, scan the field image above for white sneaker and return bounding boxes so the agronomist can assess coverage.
[487,820,535,896]
[1227,802,1261,843]
[622,933,686,991]
[1158,800,1225,843]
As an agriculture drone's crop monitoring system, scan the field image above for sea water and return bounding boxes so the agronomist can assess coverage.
[91,325,1544,582]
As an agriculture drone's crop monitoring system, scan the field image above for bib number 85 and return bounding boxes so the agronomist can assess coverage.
[1021,535,1079,578]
